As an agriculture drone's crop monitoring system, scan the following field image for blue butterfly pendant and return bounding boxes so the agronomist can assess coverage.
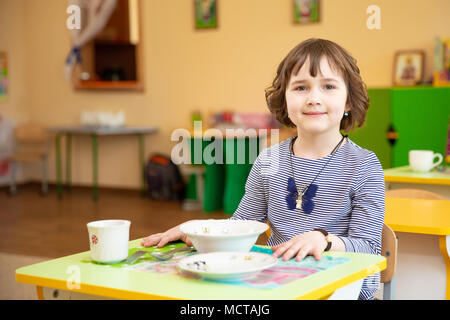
[285,177,318,214]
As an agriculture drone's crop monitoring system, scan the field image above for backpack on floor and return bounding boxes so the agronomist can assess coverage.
[145,154,185,201]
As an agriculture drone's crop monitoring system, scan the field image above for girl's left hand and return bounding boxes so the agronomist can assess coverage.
[271,230,328,261]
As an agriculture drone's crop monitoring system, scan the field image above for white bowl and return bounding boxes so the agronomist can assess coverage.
[179,219,268,253]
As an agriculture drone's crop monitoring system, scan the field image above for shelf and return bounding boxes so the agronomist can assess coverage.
[368,85,450,90]
[74,80,143,91]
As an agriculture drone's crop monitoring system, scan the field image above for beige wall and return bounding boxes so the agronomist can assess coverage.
[0,0,29,122]
[1,0,449,188]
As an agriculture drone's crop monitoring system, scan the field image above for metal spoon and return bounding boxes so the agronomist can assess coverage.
[124,250,149,264]
[124,246,195,264]
[149,246,195,261]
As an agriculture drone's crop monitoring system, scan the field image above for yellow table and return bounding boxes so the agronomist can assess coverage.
[15,239,385,300]
[385,197,450,299]
[384,166,450,199]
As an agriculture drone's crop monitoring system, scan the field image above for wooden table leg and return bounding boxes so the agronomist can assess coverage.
[138,134,146,196]
[36,286,44,300]
[439,235,450,300]
[91,134,99,201]
[55,134,63,198]
[65,133,72,191]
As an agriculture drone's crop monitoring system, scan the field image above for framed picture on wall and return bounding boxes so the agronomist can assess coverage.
[0,52,8,101]
[194,0,218,29]
[294,0,320,24]
[393,50,425,86]
[433,37,450,86]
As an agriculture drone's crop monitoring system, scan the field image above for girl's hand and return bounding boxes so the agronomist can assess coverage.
[140,222,193,248]
[271,230,328,261]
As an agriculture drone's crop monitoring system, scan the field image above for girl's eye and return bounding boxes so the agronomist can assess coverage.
[325,84,335,90]
[295,86,307,91]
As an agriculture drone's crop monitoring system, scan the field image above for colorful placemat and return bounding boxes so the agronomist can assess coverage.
[243,246,351,289]
[81,243,351,290]
[81,242,188,268]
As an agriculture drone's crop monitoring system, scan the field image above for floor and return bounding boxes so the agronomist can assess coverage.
[1,183,268,299]
[0,252,47,299]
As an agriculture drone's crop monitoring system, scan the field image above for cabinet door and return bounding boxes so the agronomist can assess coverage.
[348,88,392,168]
[391,87,450,167]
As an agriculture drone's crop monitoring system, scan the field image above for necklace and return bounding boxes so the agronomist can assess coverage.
[286,134,347,213]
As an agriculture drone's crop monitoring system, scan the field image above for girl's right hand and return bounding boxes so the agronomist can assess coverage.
[140,222,193,248]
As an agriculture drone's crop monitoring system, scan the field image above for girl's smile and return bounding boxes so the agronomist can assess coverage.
[303,111,327,116]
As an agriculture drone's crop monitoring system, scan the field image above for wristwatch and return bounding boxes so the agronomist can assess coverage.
[313,228,332,251]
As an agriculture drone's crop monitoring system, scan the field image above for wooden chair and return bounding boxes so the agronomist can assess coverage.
[266,222,271,237]
[8,123,50,195]
[380,223,397,300]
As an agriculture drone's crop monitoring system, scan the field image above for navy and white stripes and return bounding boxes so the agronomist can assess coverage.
[230,137,385,300]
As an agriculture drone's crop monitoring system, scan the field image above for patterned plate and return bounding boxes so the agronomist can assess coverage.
[178,251,277,281]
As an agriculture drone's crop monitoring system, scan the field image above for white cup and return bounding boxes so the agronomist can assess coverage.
[87,220,131,264]
[408,150,443,172]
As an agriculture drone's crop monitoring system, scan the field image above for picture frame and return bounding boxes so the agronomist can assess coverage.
[294,0,320,24]
[433,37,450,86]
[393,50,425,86]
[194,0,218,29]
[0,52,8,101]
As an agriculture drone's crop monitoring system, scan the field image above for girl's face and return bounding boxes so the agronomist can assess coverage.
[285,56,349,136]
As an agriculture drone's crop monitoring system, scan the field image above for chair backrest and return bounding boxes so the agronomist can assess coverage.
[386,188,446,200]
[15,123,50,143]
[380,223,397,283]
[266,222,271,238]
[14,123,50,155]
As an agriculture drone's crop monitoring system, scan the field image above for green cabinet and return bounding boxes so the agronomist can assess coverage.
[391,87,449,167]
[348,87,450,168]
[348,88,392,169]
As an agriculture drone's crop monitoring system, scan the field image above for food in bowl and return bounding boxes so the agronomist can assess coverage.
[179,219,268,253]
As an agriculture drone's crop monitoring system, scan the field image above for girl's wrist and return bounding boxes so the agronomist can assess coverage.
[312,228,332,251]
[328,234,346,252]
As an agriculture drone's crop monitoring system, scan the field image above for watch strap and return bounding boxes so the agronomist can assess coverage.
[313,228,332,251]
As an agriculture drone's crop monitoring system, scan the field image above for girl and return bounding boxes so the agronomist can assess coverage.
[141,38,385,300]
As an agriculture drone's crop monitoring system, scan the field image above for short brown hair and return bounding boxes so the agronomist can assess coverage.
[265,38,369,132]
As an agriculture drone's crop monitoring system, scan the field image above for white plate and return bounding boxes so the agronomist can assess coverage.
[178,251,277,281]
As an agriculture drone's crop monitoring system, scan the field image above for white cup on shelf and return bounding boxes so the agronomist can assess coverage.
[408,150,443,172]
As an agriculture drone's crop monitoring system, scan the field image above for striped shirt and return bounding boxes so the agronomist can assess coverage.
[230,137,385,300]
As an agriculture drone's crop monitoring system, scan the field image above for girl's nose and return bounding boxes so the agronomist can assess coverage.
[306,87,321,106]
[307,98,321,106]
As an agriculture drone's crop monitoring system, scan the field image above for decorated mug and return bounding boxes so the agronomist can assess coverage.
[87,220,130,264]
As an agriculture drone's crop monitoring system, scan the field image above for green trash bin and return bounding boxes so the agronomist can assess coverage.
[189,137,225,213]
[188,136,259,214]
[223,137,259,215]
[185,174,198,200]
